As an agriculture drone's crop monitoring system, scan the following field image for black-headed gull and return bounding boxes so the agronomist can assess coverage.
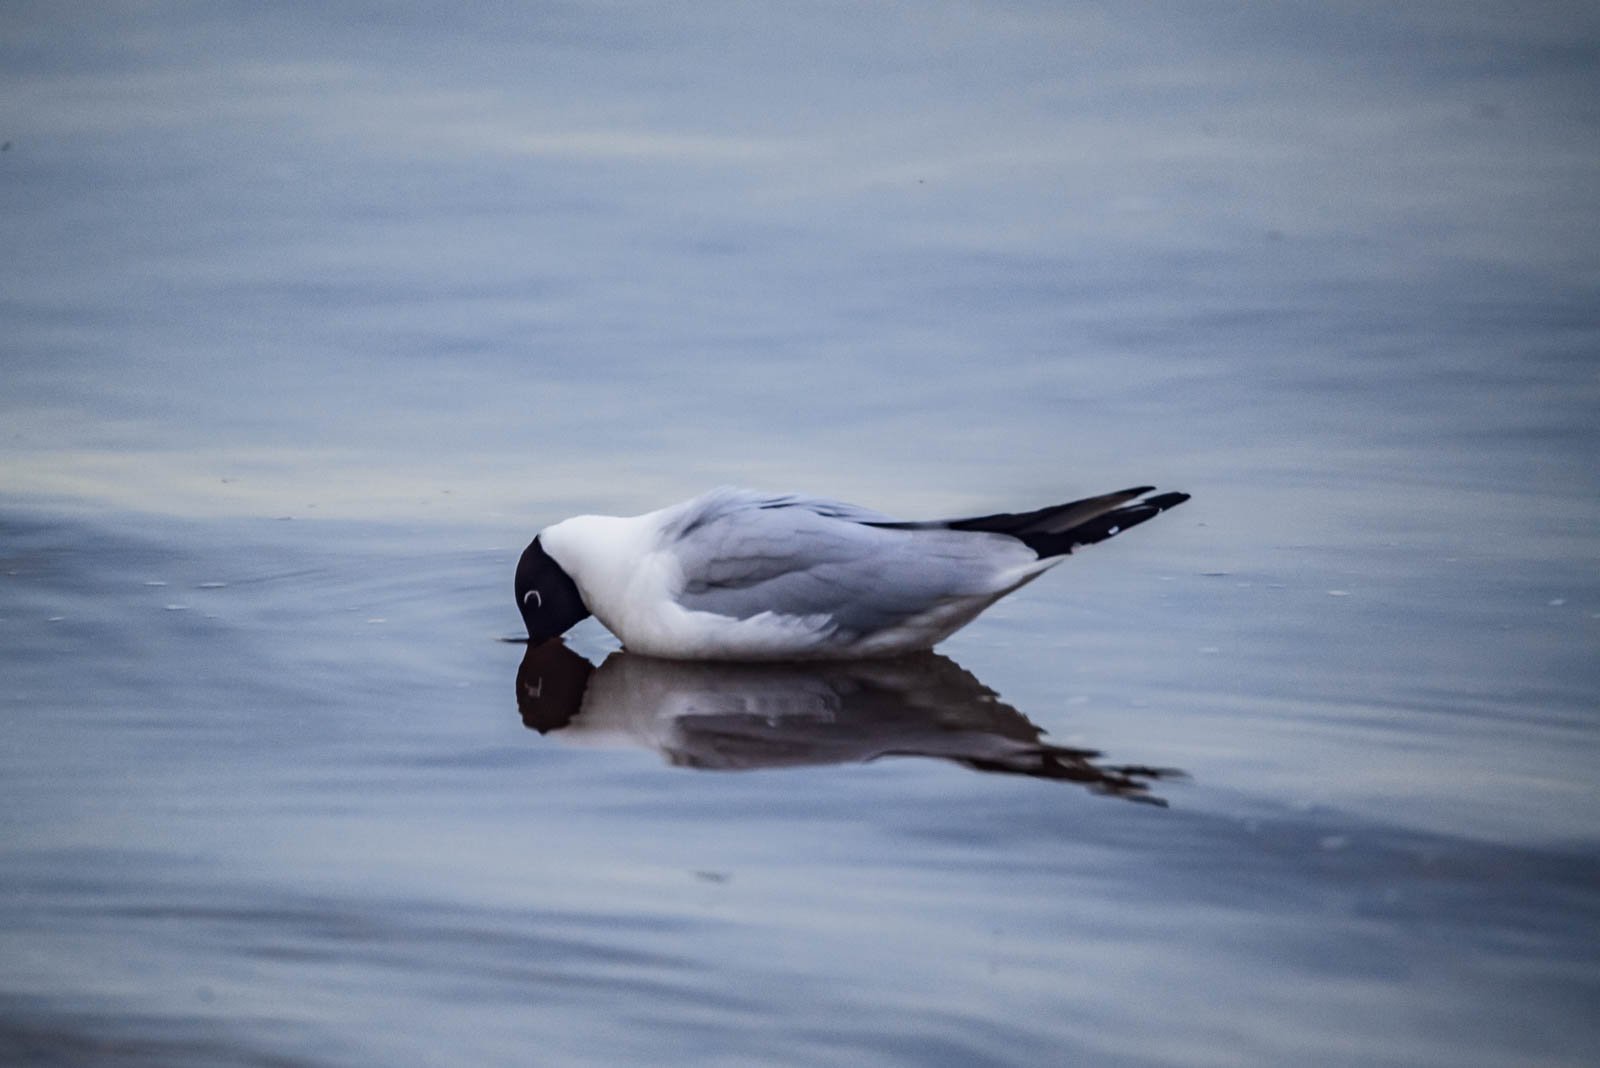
[515,485,1188,660]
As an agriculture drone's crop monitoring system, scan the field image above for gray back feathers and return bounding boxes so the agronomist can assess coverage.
[668,489,1032,638]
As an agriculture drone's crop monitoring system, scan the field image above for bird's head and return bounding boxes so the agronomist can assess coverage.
[515,536,591,643]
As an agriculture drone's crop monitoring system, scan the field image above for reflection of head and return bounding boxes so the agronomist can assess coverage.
[515,639,593,734]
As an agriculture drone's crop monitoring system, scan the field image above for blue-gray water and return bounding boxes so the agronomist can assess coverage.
[2,3,1598,1065]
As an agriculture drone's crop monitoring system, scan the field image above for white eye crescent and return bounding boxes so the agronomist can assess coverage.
[523,590,541,608]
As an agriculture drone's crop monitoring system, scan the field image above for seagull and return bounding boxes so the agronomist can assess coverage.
[515,485,1189,660]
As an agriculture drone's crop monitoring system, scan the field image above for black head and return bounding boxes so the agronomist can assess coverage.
[514,536,591,642]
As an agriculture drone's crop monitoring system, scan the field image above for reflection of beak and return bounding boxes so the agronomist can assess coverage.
[514,639,593,734]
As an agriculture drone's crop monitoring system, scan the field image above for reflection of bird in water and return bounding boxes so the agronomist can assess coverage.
[515,641,1182,805]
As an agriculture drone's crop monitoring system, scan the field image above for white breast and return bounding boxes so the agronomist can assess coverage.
[540,513,669,632]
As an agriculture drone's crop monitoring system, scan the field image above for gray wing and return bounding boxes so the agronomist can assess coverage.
[669,493,1033,638]
[664,487,896,534]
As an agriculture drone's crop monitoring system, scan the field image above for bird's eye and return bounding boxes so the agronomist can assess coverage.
[523,590,542,608]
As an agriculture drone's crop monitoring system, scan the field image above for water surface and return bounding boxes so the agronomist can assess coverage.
[2,3,1598,1065]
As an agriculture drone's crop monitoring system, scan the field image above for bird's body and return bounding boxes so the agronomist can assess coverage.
[517,485,1188,661]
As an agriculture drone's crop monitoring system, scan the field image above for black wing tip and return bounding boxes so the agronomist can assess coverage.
[1142,490,1190,511]
[1022,487,1190,558]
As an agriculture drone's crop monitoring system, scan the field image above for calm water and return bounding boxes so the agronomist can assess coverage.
[3,4,1598,1065]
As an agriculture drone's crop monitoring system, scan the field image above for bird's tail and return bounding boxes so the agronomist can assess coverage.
[943,486,1190,559]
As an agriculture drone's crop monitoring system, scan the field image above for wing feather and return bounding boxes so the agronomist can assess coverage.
[668,492,1031,638]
